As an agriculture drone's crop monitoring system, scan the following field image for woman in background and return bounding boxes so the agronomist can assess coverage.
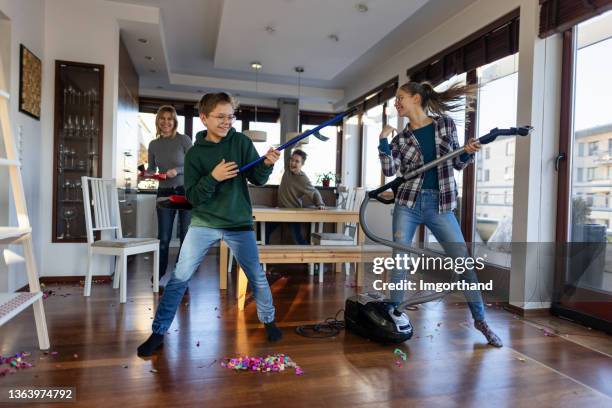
[147,105,193,282]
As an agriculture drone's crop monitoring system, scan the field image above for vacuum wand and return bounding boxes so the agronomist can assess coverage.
[368,126,533,202]
[238,107,357,173]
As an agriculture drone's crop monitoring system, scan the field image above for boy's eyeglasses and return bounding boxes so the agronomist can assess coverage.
[208,114,236,122]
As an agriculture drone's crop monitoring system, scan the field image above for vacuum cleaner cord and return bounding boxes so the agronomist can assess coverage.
[295,309,346,338]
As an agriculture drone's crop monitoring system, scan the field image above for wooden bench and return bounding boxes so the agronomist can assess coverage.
[235,245,392,310]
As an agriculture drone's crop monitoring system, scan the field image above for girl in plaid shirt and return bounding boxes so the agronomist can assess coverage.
[378,81,502,347]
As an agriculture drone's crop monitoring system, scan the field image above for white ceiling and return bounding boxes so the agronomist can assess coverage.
[214,0,427,80]
[111,0,477,106]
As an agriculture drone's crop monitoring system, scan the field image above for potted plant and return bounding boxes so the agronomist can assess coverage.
[316,171,336,187]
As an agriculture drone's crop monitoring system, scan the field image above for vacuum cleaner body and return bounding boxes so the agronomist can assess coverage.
[345,292,413,343]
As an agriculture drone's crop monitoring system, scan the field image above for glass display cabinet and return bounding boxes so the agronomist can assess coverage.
[52,60,104,242]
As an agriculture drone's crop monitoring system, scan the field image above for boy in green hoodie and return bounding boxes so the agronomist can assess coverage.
[138,92,282,357]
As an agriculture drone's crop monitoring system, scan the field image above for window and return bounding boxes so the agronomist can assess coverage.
[477,169,483,181]
[300,123,338,186]
[362,105,384,189]
[586,194,594,206]
[504,190,513,205]
[474,53,518,268]
[249,121,283,185]
[506,141,515,156]
[384,97,399,184]
[578,143,585,156]
[589,141,598,156]
[609,139,612,153]
[577,167,584,182]
[587,167,595,181]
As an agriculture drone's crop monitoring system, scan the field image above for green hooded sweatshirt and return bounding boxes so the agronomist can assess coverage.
[185,128,273,229]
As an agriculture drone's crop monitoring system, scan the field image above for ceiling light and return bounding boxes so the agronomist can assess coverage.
[265,25,276,34]
[243,62,267,143]
[138,38,149,44]
[286,66,306,144]
[328,34,339,42]
[144,56,154,61]
[356,3,368,13]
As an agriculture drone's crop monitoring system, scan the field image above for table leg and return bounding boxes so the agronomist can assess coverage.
[309,222,315,275]
[335,222,343,273]
[356,222,366,287]
[220,241,228,290]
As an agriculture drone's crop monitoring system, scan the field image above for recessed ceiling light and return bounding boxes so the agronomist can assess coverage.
[138,38,149,44]
[144,56,154,61]
[356,3,368,13]
[251,61,262,70]
[328,34,339,42]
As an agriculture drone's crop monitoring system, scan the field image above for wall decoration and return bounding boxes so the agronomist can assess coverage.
[19,44,42,120]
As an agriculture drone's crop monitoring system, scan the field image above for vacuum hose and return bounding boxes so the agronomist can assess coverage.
[359,126,533,310]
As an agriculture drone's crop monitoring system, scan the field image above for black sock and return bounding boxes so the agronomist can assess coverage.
[137,333,164,356]
[264,321,283,342]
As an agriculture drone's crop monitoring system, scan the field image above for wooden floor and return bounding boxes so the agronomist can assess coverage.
[1,251,611,408]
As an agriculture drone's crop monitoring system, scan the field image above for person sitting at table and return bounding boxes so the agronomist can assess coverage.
[265,149,325,245]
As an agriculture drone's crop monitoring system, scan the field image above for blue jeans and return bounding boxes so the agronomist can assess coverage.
[264,222,308,245]
[157,187,191,277]
[391,189,486,321]
[152,226,276,334]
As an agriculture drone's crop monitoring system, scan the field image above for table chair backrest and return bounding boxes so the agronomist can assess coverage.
[81,177,122,244]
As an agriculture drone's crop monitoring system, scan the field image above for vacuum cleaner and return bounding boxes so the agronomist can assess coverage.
[344,125,533,344]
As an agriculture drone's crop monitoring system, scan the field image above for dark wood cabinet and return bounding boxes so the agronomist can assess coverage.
[52,60,104,242]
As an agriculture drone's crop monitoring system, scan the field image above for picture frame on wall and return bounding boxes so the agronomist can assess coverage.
[19,44,42,120]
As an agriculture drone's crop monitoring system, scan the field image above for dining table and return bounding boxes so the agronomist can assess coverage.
[218,206,365,290]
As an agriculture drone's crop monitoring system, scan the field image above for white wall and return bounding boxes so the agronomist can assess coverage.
[0,0,45,292]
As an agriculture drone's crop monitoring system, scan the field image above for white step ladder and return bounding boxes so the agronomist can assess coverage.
[0,57,50,349]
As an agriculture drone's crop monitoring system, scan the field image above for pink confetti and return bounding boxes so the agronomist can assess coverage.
[221,354,302,375]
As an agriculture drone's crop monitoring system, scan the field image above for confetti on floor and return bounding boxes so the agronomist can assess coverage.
[1,353,34,376]
[221,354,303,375]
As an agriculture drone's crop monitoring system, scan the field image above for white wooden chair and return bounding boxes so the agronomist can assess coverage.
[310,187,365,282]
[81,177,160,303]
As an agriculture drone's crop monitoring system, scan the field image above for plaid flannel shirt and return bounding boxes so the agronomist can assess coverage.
[378,115,474,212]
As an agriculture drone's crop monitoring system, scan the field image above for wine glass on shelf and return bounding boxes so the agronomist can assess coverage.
[74,181,82,201]
[89,150,98,174]
[81,116,87,139]
[70,148,77,168]
[62,207,76,239]
[65,115,74,138]
[63,180,72,200]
